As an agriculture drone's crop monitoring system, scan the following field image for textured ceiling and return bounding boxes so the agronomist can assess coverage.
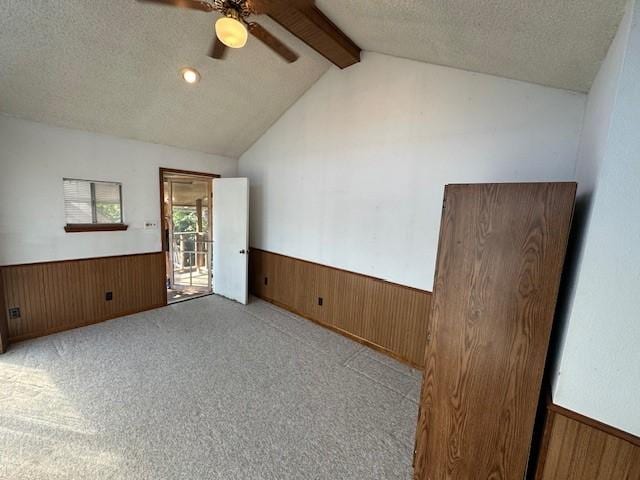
[0,1,329,158]
[0,1,627,158]
[317,0,627,93]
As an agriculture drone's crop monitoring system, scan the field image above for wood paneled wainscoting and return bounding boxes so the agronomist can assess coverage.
[0,273,8,353]
[0,252,166,346]
[249,248,432,368]
[535,403,640,479]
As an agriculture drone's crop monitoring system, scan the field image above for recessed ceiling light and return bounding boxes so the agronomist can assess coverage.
[180,67,201,84]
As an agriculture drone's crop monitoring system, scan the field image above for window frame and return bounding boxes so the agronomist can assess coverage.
[63,178,128,233]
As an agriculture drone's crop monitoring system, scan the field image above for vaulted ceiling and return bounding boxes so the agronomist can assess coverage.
[317,0,627,93]
[0,1,330,159]
[0,1,627,158]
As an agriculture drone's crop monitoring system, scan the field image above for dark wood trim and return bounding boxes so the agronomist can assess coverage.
[159,167,220,179]
[534,401,640,478]
[250,248,432,368]
[159,167,220,253]
[533,404,556,480]
[160,168,167,252]
[304,6,362,58]
[0,273,8,354]
[447,181,579,187]
[266,3,361,69]
[549,402,640,447]
[160,169,167,253]
[1,251,163,269]
[260,295,423,370]
[250,247,430,295]
[9,303,166,344]
[1,252,166,343]
[64,223,129,233]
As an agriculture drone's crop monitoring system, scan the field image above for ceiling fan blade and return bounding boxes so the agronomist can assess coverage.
[247,0,313,15]
[248,22,299,63]
[209,37,228,59]
[137,0,214,12]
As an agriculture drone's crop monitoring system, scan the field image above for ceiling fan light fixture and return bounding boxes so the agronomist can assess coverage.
[215,12,248,49]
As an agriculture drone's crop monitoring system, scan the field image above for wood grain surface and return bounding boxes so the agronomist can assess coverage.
[1,252,166,343]
[0,273,8,353]
[414,183,576,480]
[250,248,432,368]
[536,407,640,479]
[265,2,361,68]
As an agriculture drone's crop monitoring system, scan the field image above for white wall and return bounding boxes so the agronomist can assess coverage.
[553,0,640,436]
[0,115,237,265]
[239,52,585,290]
[574,1,632,199]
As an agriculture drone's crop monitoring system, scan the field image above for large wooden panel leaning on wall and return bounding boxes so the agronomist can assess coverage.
[414,183,577,480]
[249,249,432,368]
[0,252,166,345]
[535,403,640,479]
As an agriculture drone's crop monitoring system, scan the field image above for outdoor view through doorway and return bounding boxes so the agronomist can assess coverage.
[161,170,216,304]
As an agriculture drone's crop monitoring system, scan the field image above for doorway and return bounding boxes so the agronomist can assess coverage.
[160,168,219,304]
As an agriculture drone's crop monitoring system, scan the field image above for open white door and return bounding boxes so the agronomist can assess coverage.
[213,178,249,304]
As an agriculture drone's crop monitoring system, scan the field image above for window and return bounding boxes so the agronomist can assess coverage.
[63,179,127,232]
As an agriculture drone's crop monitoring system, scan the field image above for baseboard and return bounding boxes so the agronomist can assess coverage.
[8,303,167,344]
[258,294,423,370]
[1,251,167,345]
[249,248,432,368]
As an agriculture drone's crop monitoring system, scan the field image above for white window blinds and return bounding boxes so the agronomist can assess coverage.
[94,182,122,223]
[63,179,123,225]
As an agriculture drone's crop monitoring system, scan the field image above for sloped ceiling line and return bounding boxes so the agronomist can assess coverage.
[0,0,627,158]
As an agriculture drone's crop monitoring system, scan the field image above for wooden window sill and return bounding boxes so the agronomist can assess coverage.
[64,224,129,233]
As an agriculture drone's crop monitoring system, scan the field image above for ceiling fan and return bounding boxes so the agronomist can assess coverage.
[138,0,361,68]
[138,0,308,63]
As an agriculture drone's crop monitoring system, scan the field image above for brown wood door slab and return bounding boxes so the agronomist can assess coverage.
[414,183,576,480]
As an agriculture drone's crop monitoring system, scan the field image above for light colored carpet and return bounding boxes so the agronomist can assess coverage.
[0,295,421,479]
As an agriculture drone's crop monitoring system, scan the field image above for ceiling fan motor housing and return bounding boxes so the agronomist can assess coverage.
[139,0,354,65]
[229,7,244,20]
[215,0,253,18]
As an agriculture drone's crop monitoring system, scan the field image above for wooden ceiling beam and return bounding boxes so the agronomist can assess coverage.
[266,2,361,69]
